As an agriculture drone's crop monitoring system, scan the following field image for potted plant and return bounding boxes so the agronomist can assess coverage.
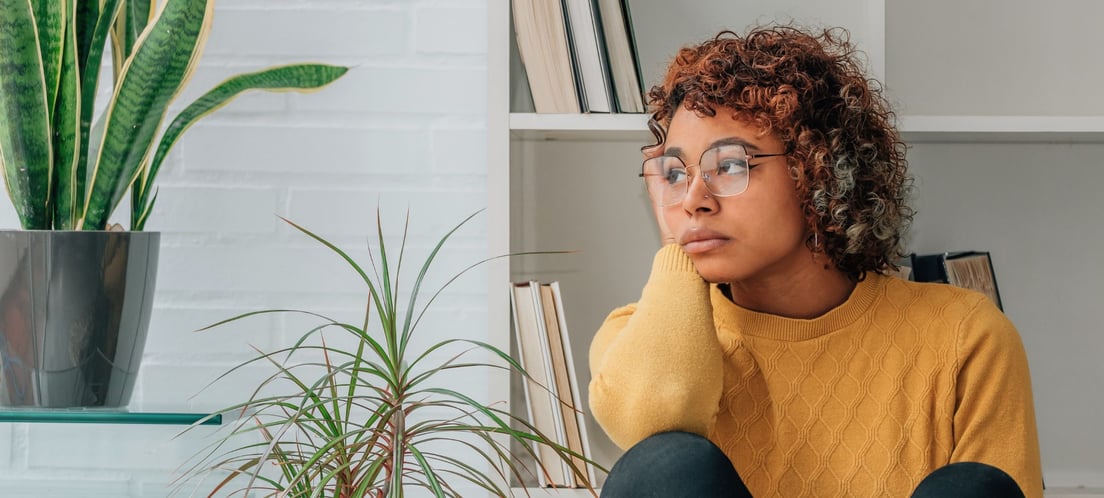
[173,211,600,497]
[0,0,347,407]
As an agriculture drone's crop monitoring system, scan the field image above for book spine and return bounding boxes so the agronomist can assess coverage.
[511,282,569,487]
[594,0,641,113]
[620,0,647,104]
[539,283,588,487]
[559,0,590,113]
[588,0,618,112]
[510,0,580,113]
[529,281,573,486]
[562,0,614,113]
[549,281,598,487]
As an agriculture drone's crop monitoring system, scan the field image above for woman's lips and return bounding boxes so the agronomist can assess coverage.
[679,229,730,254]
[682,238,728,254]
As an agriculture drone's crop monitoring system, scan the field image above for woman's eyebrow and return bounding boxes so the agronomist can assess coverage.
[662,137,759,158]
[710,136,758,151]
[661,146,686,158]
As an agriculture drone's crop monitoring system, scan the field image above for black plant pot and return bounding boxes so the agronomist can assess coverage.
[0,231,159,408]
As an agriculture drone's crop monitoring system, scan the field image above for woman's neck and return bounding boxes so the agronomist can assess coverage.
[723,261,856,319]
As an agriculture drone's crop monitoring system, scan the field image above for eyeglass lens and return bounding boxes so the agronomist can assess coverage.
[642,144,752,206]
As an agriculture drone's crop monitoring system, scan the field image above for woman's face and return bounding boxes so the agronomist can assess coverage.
[659,105,812,284]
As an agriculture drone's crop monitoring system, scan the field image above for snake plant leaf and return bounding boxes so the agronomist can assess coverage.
[0,0,52,229]
[131,63,348,229]
[107,0,145,80]
[74,0,99,76]
[111,0,155,74]
[83,0,213,230]
[52,0,83,229]
[131,186,155,231]
[31,0,64,120]
[77,0,124,219]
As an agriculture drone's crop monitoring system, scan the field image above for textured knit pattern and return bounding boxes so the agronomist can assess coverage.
[589,245,1043,498]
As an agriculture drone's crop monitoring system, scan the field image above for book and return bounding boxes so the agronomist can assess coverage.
[511,0,581,113]
[594,0,645,113]
[561,0,616,113]
[538,283,593,488]
[545,282,598,488]
[910,251,1004,310]
[510,281,571,487]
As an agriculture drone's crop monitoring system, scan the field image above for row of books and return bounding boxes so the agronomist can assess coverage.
[900,251,1004,311]
[512,0,645,114]
[509,281,596,488]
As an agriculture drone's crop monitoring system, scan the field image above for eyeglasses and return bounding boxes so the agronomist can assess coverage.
[639,144,788,206]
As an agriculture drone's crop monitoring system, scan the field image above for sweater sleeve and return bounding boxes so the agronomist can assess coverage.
[587,244,725,450]
[951,295,1044,498]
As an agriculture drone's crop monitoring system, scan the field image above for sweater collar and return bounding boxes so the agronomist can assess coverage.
[711,273,887,342]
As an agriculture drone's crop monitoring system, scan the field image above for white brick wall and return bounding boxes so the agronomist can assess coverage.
[0,0,489,495]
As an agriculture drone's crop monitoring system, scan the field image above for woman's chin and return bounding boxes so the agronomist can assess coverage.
[689,259,736,284]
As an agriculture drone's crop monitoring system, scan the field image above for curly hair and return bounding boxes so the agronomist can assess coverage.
[645,26,913,277]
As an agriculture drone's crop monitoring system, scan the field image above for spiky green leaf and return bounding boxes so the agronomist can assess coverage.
[52,0,82,229]
[131,63,348,229]
[110,0,155,80]
[30,0,64,120]
[0,0,52,229]
[173,211,600,496]
[123,0,155,57]
[73,0,99,77]
[84,0,213,229]
[77,0,125,218]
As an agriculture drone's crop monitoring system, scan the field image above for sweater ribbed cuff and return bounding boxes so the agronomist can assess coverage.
[652,244,697,274]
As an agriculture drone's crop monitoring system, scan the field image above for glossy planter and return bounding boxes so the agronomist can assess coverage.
[0,231,159,407]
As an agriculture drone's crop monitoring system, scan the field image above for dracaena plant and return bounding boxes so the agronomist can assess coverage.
[173,210,599,497]
[0,0,347,230]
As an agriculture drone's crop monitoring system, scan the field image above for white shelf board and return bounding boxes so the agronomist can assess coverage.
[509,113,650,141]
[899,115,1104,142]
[509,113,1104,143]
[510,487,599,497]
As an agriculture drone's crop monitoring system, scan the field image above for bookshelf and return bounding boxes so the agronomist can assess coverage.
[509,113,1104,143]
[488,0,1104,494]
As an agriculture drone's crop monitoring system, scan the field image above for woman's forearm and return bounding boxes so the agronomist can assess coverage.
[588,245,725,449]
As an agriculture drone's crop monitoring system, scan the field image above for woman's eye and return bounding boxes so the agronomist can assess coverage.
[716,158,748,176]
[664,168,687,185]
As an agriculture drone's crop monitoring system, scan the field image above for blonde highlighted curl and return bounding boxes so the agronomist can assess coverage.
[646,26,913,277]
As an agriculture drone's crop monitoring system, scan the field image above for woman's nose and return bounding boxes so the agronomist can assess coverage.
[681,167,717,212]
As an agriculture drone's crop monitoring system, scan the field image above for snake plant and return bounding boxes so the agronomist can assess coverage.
[174,211,600,497]
[0,0,347,230]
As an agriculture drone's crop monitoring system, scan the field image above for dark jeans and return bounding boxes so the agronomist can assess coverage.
[600,432,1026,498]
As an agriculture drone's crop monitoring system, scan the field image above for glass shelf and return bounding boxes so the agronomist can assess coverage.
[0,409,222,425]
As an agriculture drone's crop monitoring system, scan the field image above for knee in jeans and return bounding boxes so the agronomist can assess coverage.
[602,432,748,498]
[913,462,1025,498]
[626,431,726,471]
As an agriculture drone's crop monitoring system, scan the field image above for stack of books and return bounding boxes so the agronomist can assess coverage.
[509,281,596,488]
[906,251,1004,311]
[511,0,645,114]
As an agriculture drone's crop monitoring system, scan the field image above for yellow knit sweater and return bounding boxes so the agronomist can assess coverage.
[589,245,1042,497]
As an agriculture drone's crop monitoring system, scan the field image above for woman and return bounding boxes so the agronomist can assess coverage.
[588,26,1042,497]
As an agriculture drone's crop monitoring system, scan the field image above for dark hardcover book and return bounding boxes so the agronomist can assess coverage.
[561,0,615,113]
[595,0,645,112]
[619,0,647,107]
[910,251,1004,311]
